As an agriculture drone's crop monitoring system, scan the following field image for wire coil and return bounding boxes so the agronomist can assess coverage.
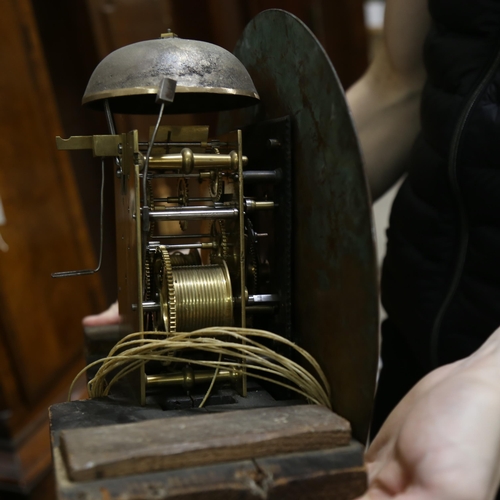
[70,327,332,410]
[173,263,233,331]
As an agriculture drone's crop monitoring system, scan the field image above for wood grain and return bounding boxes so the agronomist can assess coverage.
[0,0,105,492]
[0,0,105,424]
[54,442,365,500]
[60,405,351,481]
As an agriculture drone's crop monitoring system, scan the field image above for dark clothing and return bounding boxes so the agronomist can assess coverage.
[371,320,425,438]
[375,1,500,433]
[382,1,500,376]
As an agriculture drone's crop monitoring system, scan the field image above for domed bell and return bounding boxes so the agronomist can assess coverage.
[82,34,260,115]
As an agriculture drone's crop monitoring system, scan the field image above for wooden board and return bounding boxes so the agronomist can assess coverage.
[54,442,366,500]
[60,405,351,481]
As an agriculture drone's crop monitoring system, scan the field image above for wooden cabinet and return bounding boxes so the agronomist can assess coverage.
[0,0,106,494]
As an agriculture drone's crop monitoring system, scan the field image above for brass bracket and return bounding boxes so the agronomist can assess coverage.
[122,130,139,177]
[56,135,123,157]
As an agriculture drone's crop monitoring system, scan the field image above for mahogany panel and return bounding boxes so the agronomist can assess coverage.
[0,0,105,436]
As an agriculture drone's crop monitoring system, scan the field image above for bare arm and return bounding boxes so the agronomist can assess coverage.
[356,326,500,499]
[347,0,430,201]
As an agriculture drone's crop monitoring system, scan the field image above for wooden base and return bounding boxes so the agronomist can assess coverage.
[50,394,367,499]
[53,440,366,500]
[60,405,352,481]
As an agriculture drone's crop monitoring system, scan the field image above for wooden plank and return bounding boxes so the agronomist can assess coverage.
[54,441,365,500]
[256,447,366,499]
[60,405,351,481]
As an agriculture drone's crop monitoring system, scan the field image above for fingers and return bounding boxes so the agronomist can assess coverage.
[82,301,120,326]
[353,488,390,500]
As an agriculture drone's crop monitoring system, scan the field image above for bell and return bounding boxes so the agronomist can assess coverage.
[82,34,260,114]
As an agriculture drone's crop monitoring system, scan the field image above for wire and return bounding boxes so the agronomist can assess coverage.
[198,353,222,408]
[69,327,331,409]
[142,102,165,207]
[51,157,105,277]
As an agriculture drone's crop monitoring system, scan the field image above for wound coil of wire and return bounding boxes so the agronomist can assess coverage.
[69,327,332,409]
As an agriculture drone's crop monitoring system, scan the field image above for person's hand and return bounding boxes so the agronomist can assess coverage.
[356,327,500,500]
[82,300,120,326]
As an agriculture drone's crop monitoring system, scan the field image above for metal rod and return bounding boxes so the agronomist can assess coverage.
[146,368,240,390]
[246,306,277,314]
[148,150,247,172]
[153,233,211,240]
[248,293,280,304]
[104,99,121,169]
[150,207,239,221]
[104,99,117,135]
[147,173,202,179]
[233,294,281,305]
[155,197,215,203]
[141,102,166,307]
[237,129,247,396]
[242,169,283,184]
[244,200,275,212]
[51,158,105,278]
[142,102,165,207]
[139,141,228,149]
[142,301,160,311]
[162,242,214,251]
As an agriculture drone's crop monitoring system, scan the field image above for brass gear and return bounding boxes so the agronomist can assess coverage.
[170,249,202,267]
[209,147,223,202]
[177,178,189,232]
[209,170,223,201]
[210,219,228,263]
[154,246,177,332]
[144,256,152,301]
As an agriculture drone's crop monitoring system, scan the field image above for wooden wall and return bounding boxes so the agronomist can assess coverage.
[0,0,106,495]
[84,0,367,87]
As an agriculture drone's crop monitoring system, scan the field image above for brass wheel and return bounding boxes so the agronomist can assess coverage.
[154,246,177,332]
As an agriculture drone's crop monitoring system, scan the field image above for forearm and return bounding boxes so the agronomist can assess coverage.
[347,0,430,202]
[460,325,500,376]
[363,326,500,500]
[422,330,500,500]
[347,68,422,201]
